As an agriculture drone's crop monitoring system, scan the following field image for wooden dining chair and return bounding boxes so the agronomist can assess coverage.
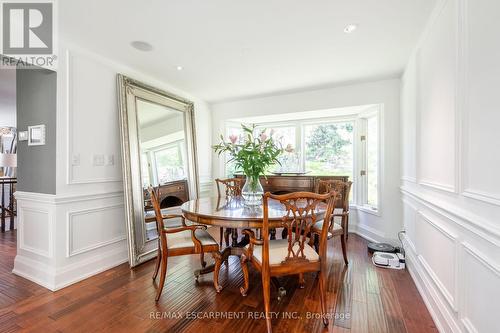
[148,187,220,301]
[215,178,243,246]
[239,191,337,333]
[314,179,352,265]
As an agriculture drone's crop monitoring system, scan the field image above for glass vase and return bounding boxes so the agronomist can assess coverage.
[241,175,264,206]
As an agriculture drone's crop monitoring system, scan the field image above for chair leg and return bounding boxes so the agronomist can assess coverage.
[314,234,320,253]
[152,240,161,280]
[345,215,349,240]
[341,234,348,266]
[239,254,249,296]
[298,273,305,289]
[155,254,168,302]
[318,270,328,326]
[212,251,223,293]
[262,272,272,333]
[200,250,207,268]
[219,227,224,246]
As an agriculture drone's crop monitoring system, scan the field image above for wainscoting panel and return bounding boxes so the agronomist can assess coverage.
[67,204,126,257]
[460,242,500,333]
[402,199,417,252]
[415,210,458,311]
[416,0,457,193]
[13,191,129,291]
[461,0,500,207]
[66,49,122,184]
[402,188,500,333]
[18,206,52,259]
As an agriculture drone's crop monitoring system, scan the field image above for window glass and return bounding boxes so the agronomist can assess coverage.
[141,153,150,187]
[304,122,354,178]
[224,126,245,177]
[366,116,378,207]
[268,126,297,173]
[154,144,185,184]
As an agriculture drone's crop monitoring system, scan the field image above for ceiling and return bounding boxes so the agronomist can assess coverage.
[60,0,436,103]
[231,104,377,124]
[137,99,180,128]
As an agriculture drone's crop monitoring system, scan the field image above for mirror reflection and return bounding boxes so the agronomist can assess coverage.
[137,99,189,242]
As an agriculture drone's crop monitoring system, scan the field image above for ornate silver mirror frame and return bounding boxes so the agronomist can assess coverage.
[117,74,199,267]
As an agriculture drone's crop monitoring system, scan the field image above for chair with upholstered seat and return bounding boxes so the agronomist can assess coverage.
[314,179,352,266]
[148,187,220,301]
[215,178,243,246]
[239,191,337,333]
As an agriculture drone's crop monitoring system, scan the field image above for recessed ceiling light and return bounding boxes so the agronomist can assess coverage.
[176,66,183,71]
[343,24,358,33]
[130,41,153,51]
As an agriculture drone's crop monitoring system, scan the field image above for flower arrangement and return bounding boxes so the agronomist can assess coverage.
[213,124,283,204]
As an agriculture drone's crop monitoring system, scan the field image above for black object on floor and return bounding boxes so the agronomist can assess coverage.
[367,242,396,253]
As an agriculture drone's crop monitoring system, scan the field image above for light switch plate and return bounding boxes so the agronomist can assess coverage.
[72,154,80,166]
[18,131,28,141]
[28,124,46,146]
[93,154,105,166]
[106,154,114,166]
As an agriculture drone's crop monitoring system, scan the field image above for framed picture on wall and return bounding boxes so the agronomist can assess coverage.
[28,124,46,146]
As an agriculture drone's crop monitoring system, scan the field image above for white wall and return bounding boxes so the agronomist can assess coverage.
[211,78,402,242]
[400,0,500,332]
[13,38,213,290]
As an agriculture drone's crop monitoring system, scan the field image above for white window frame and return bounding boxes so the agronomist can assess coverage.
[356,108,381,215]
[143,139,187,186]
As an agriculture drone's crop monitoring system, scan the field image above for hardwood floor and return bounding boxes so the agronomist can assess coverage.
[0,229,437,333]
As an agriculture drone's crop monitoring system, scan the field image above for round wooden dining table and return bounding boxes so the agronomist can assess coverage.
[181,195,327,292]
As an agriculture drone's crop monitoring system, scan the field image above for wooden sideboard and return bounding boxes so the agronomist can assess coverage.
[234,174,349,194]
[144,179,190,223]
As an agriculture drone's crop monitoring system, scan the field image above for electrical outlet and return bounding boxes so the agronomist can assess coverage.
[106,154,114,166]
[93,154,105,166]
[72,154,80,166]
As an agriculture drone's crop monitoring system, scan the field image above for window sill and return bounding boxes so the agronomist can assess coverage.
[354,205,380,216]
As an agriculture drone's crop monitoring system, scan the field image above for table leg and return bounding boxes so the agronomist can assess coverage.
[231,228,238,246]
[271,277,287,300]
[194,246,246,292]
[270,228,276,240]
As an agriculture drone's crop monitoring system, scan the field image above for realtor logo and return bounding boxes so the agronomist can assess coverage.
[2,2,53,54]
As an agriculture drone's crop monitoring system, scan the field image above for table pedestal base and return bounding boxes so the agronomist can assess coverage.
[194,240,286,300]
[194,245,246,291]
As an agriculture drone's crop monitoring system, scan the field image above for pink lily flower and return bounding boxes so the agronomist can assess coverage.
[229,134,238,144]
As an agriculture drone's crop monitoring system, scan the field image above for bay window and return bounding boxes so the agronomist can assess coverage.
[223,107,380,211]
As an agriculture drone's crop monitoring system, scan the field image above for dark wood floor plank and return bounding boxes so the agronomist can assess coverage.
[0,229,437,333]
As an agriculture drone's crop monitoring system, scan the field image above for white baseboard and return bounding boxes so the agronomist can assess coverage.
[402,234,462,333]
[350,223,399,245]
[13,190,129,292]
[13,255,57,290]
[12,245,128,291]
[54,246,129,290]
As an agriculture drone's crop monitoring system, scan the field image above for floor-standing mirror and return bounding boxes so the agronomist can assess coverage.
[117,75,199,267]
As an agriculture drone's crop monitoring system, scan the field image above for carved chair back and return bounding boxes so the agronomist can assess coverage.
[215,178,243,198]
[149,187,168,248]
[315,179,352,211]
[262,191,336,265]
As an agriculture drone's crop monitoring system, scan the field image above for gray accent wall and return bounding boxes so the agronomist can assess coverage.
[16,68,57,194]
